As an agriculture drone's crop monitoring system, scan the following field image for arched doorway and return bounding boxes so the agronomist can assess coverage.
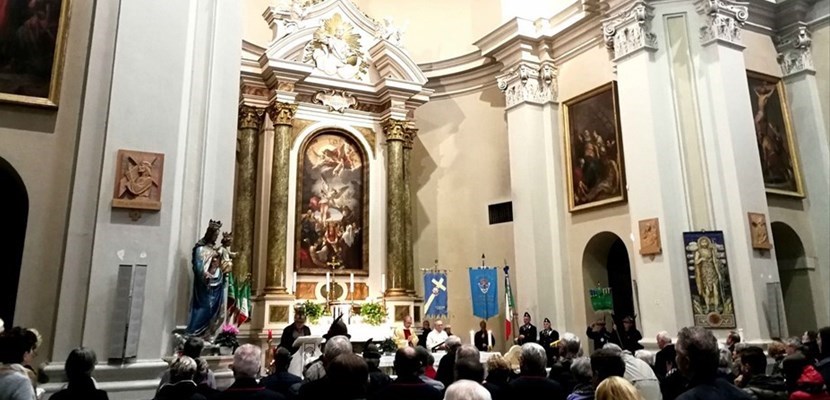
[0,157,28,327]
[771,222,816,336]
[582,232,636,329]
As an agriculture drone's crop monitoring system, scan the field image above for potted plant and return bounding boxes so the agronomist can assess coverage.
[358,301,387,326]
[215,324,239,355]
[300,300,324,324]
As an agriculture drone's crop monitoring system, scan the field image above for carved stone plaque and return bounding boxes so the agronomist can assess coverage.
[112,150,164,211]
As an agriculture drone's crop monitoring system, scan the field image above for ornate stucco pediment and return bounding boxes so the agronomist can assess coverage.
[261,0,427,89]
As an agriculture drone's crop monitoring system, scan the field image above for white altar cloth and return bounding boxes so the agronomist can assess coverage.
[378,351,502,369]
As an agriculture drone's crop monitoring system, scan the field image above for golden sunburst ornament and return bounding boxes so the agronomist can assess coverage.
[303,13,370,80]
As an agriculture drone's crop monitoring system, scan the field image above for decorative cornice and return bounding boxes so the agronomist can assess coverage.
[382,118,407,142]
[695,0,750,48]
[602,1,658,61]
[267,102,298,126]
[238,105,266,130]
[495,61,558,109]
[776,25,815,77]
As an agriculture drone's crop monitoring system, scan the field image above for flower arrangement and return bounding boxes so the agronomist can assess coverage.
[214,324,240,350]
[358,301,387,326]
[300,300,324,324]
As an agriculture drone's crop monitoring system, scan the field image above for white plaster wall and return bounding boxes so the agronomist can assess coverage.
[813,22,830,144]
[81,0,241,360]
[412,85,513,350]
[0,0,94,362]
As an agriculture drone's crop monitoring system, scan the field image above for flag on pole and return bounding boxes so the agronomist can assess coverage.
[227,273,252,325]
[468,267,498,319]
[504,265,515,339]
[424,271,448,317]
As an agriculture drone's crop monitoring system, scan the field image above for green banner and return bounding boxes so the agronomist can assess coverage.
[590,287,613,312]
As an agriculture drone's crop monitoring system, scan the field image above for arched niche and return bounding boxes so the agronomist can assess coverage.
[0,157,29,327]
[582,232,637,338]
[293,128,370,279]
[771,221,816,336]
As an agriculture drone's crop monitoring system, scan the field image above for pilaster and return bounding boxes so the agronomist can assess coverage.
[234,105,265,289]
[493,44,568,327]
[694,1,781,340]
[402,126,417,296]
[776,25,830,327]
[606,3,695,336]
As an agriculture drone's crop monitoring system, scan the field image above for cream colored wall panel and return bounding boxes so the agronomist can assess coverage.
[813,22,830,143]
[743,30,782,76]
[0,0,94,362]
[412,86,513,349]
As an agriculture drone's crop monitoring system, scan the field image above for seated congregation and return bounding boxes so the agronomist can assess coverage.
[2,319,830,400]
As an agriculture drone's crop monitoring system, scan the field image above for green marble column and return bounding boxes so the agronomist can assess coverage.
[265,102,298,294]
[403,127,417,296]
[383,118,407,297]
[234,105,264,287]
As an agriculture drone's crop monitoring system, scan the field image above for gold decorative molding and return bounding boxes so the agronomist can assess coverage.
[290,118,317,146]
[276,81,295,92]
[403,127,418,150]
[268,102,298,126]
[238,105,266,130]
[382,118,407,142]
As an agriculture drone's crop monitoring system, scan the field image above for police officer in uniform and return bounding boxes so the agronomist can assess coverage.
[516,312,537,345]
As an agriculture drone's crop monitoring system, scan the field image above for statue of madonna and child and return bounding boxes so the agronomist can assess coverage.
[175,219,238,350]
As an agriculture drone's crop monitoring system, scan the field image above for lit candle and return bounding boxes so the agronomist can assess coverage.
[292,272,297,294]
[326,272,331,297]
[487,329,493,349]
[381,273,386,294]
[470,330,475,346]
[349,273,354,294]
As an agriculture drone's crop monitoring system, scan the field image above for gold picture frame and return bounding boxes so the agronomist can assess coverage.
[746,71,804,197]
[0,0,72,108]
[294,129,370,276]
[563,82,627,212]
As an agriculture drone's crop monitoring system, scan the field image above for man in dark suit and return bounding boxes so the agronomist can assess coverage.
[278,313,310,355]
[508,343,565,400]
[654,331,677,380]
[261,348,301,398]
[375,347,442,400]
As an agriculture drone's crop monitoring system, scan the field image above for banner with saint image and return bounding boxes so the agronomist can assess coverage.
[468,267,498,319]
[423,272,448,317]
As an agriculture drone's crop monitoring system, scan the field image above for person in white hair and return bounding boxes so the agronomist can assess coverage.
[603,343,662,400]
[444,379,492,400]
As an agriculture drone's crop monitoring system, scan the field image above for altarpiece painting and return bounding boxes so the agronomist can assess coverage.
[563,82,626,212]
[746,71,803,197]
[0,0,71,107]
[295,131,368,275]
[683,231,736,329]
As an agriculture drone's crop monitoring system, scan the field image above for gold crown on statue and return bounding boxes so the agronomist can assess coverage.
[208,220,223,230]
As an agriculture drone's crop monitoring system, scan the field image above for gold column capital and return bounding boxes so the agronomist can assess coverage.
[268,102,298,126]
[238,105,265,130]
[382,118,408,142]
[403,127,418,150]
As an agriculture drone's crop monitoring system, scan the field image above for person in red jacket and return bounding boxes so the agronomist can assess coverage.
[783,352,830,400]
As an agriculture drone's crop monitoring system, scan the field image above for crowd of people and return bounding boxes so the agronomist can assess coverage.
[1,314,829,400]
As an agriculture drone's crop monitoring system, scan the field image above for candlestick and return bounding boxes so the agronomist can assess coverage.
[469,330,475,346]
[487,329,493,349]
[326,272,331,300]
[381,273,386,294]
[292,272,297,294]
[350,273,354,295]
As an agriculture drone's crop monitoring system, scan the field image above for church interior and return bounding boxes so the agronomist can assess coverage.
[0,0,829,399]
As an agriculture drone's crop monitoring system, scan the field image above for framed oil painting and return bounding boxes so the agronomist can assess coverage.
[683,231,736,329]
[295,131,368,276]
[746,71,804,197]
[563,82,626,212]
[0,0,71,107]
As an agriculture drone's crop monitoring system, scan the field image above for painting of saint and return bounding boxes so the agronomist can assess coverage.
[563,82,626,212]
[295,132,367,275]
[683,231,736,329]
[0,0,70,107]
[746,71,803,197]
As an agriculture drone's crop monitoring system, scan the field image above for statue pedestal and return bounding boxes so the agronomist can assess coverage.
[383,295,424,325]
[252,293,297,333]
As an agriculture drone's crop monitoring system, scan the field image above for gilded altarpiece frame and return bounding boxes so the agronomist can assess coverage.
[294,130,369,276]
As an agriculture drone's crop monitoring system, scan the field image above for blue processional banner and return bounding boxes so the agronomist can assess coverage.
[468,267,498,320]
[424,272,448,317]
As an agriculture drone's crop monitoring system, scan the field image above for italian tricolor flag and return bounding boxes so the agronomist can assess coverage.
[504,267,515,339]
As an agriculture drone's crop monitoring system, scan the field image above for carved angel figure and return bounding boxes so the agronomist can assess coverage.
[302,13,369,79]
